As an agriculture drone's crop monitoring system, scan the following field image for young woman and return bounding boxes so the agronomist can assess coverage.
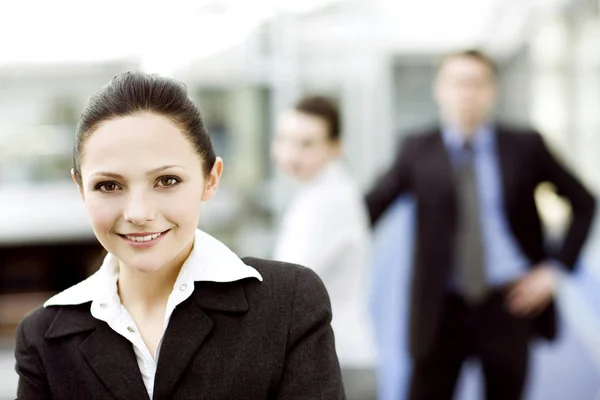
[15,72,344,400]
[271,96,377,399]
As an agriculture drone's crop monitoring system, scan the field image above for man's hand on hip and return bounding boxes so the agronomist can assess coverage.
[505,264,559,317]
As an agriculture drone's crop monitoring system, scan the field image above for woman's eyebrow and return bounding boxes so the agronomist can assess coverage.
[145,165,185,175]
[89,171,124,179]
[89,165,185,179]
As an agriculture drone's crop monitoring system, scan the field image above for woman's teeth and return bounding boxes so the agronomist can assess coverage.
[125,232,163,242]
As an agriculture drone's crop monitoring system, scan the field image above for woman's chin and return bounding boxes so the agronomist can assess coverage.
[118,256,166,274]
[129,264,163,274]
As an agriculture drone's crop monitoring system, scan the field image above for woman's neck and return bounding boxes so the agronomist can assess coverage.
[117,241,193,311]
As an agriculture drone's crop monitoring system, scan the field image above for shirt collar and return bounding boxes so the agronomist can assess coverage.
[303,158,346,188]
[441,122,495,151]
[44,229,263,307]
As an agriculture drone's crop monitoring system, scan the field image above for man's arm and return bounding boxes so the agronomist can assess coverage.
[365,136,416,225]
[534,132,596,269]
[507,133,596,316]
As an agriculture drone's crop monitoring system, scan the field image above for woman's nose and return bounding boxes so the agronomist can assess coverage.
[123,190,156,226]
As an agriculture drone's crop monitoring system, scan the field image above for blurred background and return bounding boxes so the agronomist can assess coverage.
[2,0,600,398]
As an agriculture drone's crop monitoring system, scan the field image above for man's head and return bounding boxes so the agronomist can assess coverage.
[271,96,341,182]
[434,49,498,133]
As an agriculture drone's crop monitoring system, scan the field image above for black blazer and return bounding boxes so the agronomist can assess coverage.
[366,125,596,359]
[15,258,345,400]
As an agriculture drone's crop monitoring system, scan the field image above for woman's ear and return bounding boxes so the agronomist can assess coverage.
[71,169,85,200]
[201,157,223,201]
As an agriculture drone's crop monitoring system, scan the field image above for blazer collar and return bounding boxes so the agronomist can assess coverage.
[44,303,97,339]
[43,279,252,400]
[152,281,254,398]
[494,124,520,210]
[44,279,250,340]
[434,123,519,213]
[441,122,495,151]
[193,279,250,313]
[44,305,149,400]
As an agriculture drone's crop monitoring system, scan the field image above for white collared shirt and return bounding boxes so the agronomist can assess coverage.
[273,160,377,367]
[44,229,263,399]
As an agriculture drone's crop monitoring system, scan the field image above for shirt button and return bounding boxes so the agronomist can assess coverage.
[99,303,108,309]
[127,326,136,333]
[179,284,187,291]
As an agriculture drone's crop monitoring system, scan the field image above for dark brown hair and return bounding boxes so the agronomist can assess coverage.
[294,96,341,142]
[439,49,498,77]
[73,71,215,185]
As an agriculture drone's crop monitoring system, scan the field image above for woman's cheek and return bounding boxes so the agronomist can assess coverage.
[84,195,121,231]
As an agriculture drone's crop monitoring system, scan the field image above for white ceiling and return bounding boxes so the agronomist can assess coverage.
[0,0,573,67]
[293,0,574,57]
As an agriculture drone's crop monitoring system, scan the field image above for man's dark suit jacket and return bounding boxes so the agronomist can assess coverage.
[366,124,596,359]
[15,258,344,400]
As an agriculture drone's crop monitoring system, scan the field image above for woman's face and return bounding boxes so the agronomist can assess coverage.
[75,113,222,274]
[271,110,340,183]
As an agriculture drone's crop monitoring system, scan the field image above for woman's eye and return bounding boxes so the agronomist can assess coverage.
[157,177,180,188]
[95,182,120,192]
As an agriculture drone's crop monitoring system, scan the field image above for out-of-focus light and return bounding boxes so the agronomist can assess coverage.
[275,0,347,14]
[0,0,349,69]
[376,0,506,50]
[530,14,569,66]
[140,5,264,75]
[0,0,151,64]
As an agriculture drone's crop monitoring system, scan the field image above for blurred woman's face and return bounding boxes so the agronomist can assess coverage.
[75,113,222,274]
[271,110,340,183]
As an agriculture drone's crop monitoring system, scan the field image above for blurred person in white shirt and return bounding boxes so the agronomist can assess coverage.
[271,96,377,399]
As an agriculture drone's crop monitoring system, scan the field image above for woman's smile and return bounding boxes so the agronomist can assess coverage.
[118,229,171,248]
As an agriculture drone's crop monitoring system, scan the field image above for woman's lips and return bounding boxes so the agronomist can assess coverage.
[119,229,170,248]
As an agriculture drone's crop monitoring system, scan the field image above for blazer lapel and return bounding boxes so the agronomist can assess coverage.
[495,126,519,213]
[428,130,458,211]
[153,280,250,399]
[45,306,149,400]
[79,323,149,400]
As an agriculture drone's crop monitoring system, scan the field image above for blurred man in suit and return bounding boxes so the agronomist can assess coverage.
[366,50,596,400]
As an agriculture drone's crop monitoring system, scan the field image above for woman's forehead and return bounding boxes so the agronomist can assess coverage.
[80,114,202,173]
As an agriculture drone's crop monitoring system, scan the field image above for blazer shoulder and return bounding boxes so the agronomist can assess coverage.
[17,305,60,343]
[496,123,546,153]
[18,302,94,344]
[395,128,442,155]
[496,123,540,138]
[242,257,323,285]
[402,127,440,142]
[241,257,329,303]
